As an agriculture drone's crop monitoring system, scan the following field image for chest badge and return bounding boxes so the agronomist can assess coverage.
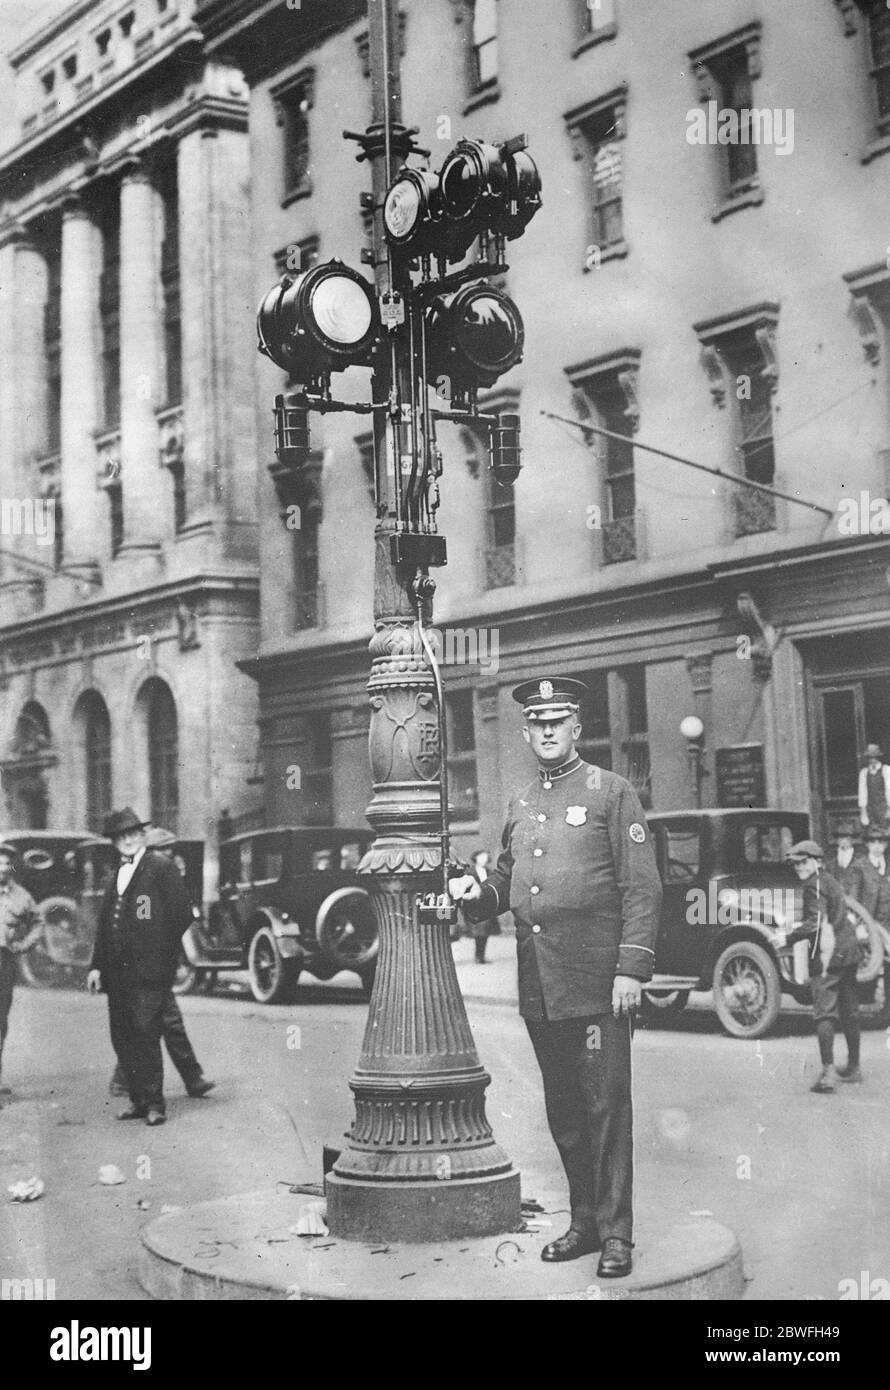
[629,822,646,843]
[565,806,587,827]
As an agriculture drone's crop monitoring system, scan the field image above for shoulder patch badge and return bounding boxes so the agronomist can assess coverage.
[566,805,587,827]
[629,822,646,843]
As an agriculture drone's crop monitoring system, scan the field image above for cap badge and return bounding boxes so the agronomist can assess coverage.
[629,822,646,843]
[539,680,554,700]
[566,806,587,827]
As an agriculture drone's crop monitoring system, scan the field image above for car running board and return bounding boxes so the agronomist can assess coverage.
[644,975,700,993]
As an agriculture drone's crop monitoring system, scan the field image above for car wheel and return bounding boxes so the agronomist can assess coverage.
[712,940,781,1039]
[248,925,299,1004]
[859,966,890,1031]
[316,889,378,975]
[641,990,689,1021]
[171,952,197,996]
[846,898,883,985]
[18,896,82,988]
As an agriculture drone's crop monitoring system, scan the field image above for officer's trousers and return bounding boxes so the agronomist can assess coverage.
[0,949,16,1072]
[525,1012,633,1243]
[107,982,167,1114]
[110,992,202,1090]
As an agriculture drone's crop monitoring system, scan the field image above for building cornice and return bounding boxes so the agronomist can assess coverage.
[9,0,103,70]
[195,0,364,83]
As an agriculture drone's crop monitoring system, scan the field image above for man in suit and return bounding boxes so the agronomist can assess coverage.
[825,830,866,901]
[856,825,890,929]
[450,676,661,1278]
[87,808,193,1126]
[858,744,890,833]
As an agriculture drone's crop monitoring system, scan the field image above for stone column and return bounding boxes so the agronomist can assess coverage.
[60,193,102,580]
[0,223,49,613]
[118,158,163,559]
[172,104,253,545]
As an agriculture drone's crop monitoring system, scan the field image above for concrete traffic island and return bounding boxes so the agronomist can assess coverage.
[138,1188,745,1301]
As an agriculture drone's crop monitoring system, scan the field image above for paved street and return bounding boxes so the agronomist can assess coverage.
[1,936,887,1302]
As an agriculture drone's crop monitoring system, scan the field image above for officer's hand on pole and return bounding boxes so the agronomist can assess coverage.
[449,874,481,902]
[86,969,103,995]
[612,974,641,1019]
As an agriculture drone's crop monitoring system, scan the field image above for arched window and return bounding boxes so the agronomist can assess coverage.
[140,679,179,832]
[74,692,112,834]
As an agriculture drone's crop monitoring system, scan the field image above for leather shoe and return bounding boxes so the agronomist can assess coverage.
[117,1104,146,1121]
[837,1064,863,1083]
[541,1227,601,1262]
[810,1067,837,1094]
[145,1109,166,1127]
[597,1237,633,1279]
[186,1078,216,1098]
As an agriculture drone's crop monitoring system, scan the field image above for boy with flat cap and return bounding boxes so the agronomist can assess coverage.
[87,808,193,1126]
[450,675,661,1278]
[778,840,865,1092]
[0,843,44,1095]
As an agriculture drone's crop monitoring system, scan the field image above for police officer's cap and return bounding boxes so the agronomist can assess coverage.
[512,676,588,722]
[786,839,824,862]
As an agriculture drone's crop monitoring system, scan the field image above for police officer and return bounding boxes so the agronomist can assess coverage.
[450,676,661,1277]
[0,844,43,1096]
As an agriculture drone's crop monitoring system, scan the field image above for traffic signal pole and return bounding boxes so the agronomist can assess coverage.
[324,0,521,1241]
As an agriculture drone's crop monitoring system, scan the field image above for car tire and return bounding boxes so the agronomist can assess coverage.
[316,888,378,976]
[859,966,890,1031]
[712,939,782,1039]
[641,990,689,1022]
[846,898,883,985]
[17,896,82,989]
[247,925,299,1004]
[171,952,198,996]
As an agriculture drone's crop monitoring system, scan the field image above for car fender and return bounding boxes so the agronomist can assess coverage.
[181,923,203,965]
[256,911,304,959]
[705,920,791,986]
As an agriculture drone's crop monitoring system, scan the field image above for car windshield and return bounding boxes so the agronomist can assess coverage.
[660,823,701,881]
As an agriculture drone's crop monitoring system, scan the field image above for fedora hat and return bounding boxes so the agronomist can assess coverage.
[865,743,883,760]
[864,824,890,842]
[103,807,149,839]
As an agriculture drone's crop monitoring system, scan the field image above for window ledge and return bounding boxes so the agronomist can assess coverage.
[862,131,890,164]
[583,239,629,270]
[281,180,313,209]
[463,81,501,117]
[572,25,618,58]
[711,184,764,223]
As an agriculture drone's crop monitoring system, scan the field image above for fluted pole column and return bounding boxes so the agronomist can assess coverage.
[324,0,520,1244]
[118,158,163,560]
[60,195,102,581]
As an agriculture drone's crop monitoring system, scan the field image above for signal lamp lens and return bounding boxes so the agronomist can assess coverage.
[310,275,373,345]
[439,152,479,219]
[384,177,423,241]
[426,283,524,391]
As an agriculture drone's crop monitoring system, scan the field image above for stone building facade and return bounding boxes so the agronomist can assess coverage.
[198,0,890,857]
[0,0,261,896]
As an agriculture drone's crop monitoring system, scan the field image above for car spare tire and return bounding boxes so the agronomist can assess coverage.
[18,896,84,988]
[316,888,378,974]
[846,897,883,985]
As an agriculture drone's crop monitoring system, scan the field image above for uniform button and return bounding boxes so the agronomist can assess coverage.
[530,885,540,895]
[534,848,543,857]
[542,780,552,790]
[537,814,546,823]
[532,924,541,934]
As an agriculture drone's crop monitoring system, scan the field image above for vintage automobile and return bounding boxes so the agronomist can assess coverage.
[642,809,890,1039]
[183,826,377,1003]
[10,831,205,991]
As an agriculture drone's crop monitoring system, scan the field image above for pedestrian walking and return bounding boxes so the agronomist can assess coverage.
[778,840,866,1093]
[463,848,500,964]
[87,808,194,1126]
[0,844,44,1096]
[108,827,214,1101]
[858,744,890,833]
[450,675,661,1278]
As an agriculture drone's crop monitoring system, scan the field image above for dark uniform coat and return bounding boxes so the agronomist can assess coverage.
[856,859,890,929]
[470,759,661,1019]
[90,850,193,990]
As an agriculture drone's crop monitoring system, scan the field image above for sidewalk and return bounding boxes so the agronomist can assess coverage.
[451,931,518,1007]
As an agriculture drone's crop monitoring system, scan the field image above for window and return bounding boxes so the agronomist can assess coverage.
[867,3,890,135]
[662,824,701,882]
[272,70,315,205]
[108,482,124,557]
[96,29,111,56]
[79,693,112,835]
[688,24,763,220]
[144,679,179,832]
[693,303,779,538]
[575,0,617,55]
[485,454,516,588]
[471,0,498,89]
[119,11,135,37]
[301,714,332,825]
[293,514,321,630]
[44,235,62,455]
[565,348,641,563]
[274,234,319,278]
[97,192,121,428]
[62,55,78,80]
[447,690,479,822]
[159,160,181,407]
[40,70,55,94]
[565,88,628,262]
[576,671,611,770]
[742,824,795,864]
[52,495,63,573]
